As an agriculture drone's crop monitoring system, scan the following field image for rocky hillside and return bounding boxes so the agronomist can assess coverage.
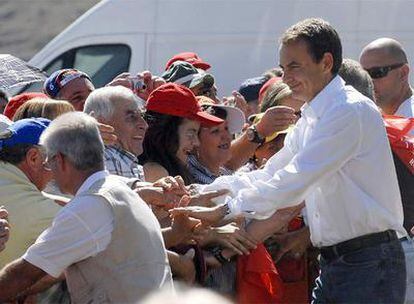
[0,0,100,61]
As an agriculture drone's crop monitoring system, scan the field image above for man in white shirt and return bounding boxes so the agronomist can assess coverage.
[0,112,173,303]
[178,18,407,303]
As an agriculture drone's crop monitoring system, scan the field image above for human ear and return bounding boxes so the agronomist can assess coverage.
[25,147,43,169]
[321,52,334,74]
[399,64,410,82]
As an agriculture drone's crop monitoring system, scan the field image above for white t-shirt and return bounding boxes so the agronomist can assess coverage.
[395,96,414,136]
[23,171,114,278]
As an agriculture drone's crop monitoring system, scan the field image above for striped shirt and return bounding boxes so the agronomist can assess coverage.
[187,155,233,185]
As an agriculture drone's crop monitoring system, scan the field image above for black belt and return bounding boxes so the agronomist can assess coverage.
[320,230,397,261]
[400,236,409,242]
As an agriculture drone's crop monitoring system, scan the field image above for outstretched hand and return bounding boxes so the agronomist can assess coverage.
[211,222,258,255]
[153,175,188,196]
[170,203,229,225]
[187,189,229,207]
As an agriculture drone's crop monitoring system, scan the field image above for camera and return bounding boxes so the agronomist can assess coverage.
[129,77,146,91]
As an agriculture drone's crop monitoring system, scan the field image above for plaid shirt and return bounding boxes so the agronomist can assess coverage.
[104,146,145,181]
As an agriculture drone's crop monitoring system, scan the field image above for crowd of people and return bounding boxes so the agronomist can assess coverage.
[0,17,412,304]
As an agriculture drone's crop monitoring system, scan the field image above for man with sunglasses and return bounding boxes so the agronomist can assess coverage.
[360,37,414,303]
[360,38,413,121]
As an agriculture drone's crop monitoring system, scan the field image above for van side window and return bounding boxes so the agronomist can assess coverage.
[16,44,131,94]
[72,45,131,88]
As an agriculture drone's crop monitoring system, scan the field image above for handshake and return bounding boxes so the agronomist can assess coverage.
[134,175,231,225]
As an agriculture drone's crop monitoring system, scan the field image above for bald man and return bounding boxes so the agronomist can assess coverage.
[360,38,414,304]
[359,38,413,118]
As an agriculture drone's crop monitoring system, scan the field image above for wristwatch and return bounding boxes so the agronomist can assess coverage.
[246,125,265,144]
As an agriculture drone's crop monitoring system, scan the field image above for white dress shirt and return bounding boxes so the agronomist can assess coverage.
[204,76,405,247]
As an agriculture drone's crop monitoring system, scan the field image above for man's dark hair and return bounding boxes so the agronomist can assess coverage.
[281,18,343,74]
[0,144,33,165]
[339,58,374,100]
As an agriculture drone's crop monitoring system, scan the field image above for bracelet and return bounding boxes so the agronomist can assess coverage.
[211,247,230,264]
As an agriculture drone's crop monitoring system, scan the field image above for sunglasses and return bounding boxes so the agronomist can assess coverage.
[365,63,405,79]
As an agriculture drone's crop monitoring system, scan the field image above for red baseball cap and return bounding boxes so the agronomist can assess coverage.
[165,52,211,71]
[146,83,223,127]
[3,92,48,119]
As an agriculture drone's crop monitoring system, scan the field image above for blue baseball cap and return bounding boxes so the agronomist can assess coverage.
[0,118,50,149]
[238,76,268,103]
[43,69,92,98]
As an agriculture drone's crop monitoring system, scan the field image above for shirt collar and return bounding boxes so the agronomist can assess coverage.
[76,170,109,195]
[106,145,139,164]
[301,75,345,124]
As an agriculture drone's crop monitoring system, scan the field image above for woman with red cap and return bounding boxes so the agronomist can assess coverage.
[139,83,223,285]
[141,83,223,184]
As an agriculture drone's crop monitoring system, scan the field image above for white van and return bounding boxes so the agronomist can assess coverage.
[21,0,414,96]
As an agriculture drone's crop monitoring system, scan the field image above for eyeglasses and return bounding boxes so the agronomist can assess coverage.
[42,154,57,171]
[125,110,146,124]
[365,63,405,79]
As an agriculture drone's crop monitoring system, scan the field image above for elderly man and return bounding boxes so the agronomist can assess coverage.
[0,118,62,267]
[84,86,147,180]
[178,18,407,303]
[83,86,188,203]
[0,112,173,303]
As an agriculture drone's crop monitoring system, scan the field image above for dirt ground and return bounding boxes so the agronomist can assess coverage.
[0,0,100,61]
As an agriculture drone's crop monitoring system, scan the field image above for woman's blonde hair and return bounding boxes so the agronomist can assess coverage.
[42,99,75,120]
[13,98,75,121]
